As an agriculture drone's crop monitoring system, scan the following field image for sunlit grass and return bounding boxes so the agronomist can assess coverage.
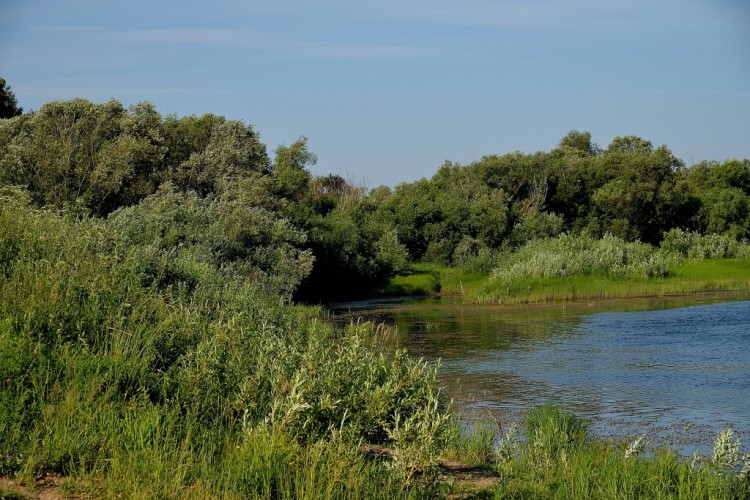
[384,258,750,305]
[0,194,450,498]
[445,405,750,499]
[471,258,750,304]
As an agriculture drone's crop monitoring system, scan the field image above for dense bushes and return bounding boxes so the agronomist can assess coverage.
[0,101,409,301]
[2,99,749,300]
[0,190,451,496]
[661,228,750,259]
[492,233,673,282]
[374,134,749,264]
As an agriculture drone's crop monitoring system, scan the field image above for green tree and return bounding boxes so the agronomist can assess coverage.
[557,130,599,157]
[0,78,23,118]
[173,119,269,197]
[272,136,316,201]
[0,99,171,216]
[678,159,750,238]
[592,136,684,242]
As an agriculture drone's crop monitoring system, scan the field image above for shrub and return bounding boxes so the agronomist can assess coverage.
[492,233,673,282]
[661,228,750,259]
[0,189,452,494]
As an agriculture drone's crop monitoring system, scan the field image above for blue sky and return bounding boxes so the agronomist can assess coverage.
[1,0,749,187]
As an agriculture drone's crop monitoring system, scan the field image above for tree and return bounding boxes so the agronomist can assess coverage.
[593,137,684,242]
[272,136,316,201]
[557,130,599,157]
[0,78,23,118]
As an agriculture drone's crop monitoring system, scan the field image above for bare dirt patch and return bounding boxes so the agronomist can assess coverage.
[0,476,66,500]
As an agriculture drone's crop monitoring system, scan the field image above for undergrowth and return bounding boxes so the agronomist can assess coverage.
[0,190,451,498]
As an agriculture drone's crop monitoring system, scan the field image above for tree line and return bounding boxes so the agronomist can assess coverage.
[1,97,748,301]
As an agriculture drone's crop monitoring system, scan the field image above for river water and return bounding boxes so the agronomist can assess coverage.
[334,297,750,454]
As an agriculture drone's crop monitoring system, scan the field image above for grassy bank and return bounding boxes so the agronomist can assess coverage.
[0,191,452,498]
[2,197,749,497]
[443,405,749,499]
[472,258,750,304]
[384,258,750,305]
[384,232,750,305]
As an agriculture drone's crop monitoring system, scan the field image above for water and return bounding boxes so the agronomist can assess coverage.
[337,298,750,454]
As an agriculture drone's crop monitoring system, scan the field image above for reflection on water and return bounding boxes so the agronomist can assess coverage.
[335,297,750,454]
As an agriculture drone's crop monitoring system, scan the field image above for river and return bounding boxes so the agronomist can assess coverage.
[333,296,750,455]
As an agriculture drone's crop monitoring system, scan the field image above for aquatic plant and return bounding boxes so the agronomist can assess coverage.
[624,434,648,460]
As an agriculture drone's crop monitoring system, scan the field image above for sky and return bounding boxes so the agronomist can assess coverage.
[1,0,749,187]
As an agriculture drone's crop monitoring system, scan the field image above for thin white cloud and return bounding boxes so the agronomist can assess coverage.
[101,27,440,60]
[352,0,698,31]
[105,28,250,45]
[35,25,106,35]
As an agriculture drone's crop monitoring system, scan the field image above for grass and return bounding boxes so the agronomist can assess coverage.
[382,233,750,305]
[379,263,484,297]
[472,258,750,304]
[0,191,452,498]
[382,258,750,305]
[3,193,749,497]
[443,405,750,499]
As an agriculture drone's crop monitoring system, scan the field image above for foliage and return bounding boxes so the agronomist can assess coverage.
[484,407,750,499]
[688,428,750,485]
[661,228,750,259]
[2,99,749,300]
[272,136,315,202]
[492,233,673,283]
[0,77,23,118]
[0,99,163,215]
[446,422,499,467]
[676,159,750,238]
[524,405,588,466]
[0,190,451,496]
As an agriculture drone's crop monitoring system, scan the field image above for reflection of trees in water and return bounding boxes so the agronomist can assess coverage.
[389,306,582,360]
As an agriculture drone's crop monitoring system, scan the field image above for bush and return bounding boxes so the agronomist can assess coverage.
[0,189,452,495]
[492,233,674,282]
[661,228,750,259]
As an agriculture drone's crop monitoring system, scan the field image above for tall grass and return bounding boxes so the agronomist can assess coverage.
[381,232,750,304]
[444,406,749,499]
[439,232,750,304]
[0,190,451,497]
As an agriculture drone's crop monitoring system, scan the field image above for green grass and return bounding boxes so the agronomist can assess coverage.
[445,406,750,499]
[380,263,485,297]
[382,270,441,296]
[473,258,750,304]
[0,192,451,498]
[3,193,749,497]
[383,233,750,305]
[383,258,750,305]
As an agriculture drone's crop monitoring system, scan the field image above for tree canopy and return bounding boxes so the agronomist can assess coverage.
[0,77,23,118]
[1,97,748,299]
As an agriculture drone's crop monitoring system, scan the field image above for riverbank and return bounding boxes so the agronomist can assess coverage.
[381,258,750,305]
[4,407,748,499]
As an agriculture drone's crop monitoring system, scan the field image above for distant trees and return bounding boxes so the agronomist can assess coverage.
[371,133,748,264]
[676,159,750,238]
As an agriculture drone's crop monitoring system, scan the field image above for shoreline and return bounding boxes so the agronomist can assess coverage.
[332,288,750,317]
